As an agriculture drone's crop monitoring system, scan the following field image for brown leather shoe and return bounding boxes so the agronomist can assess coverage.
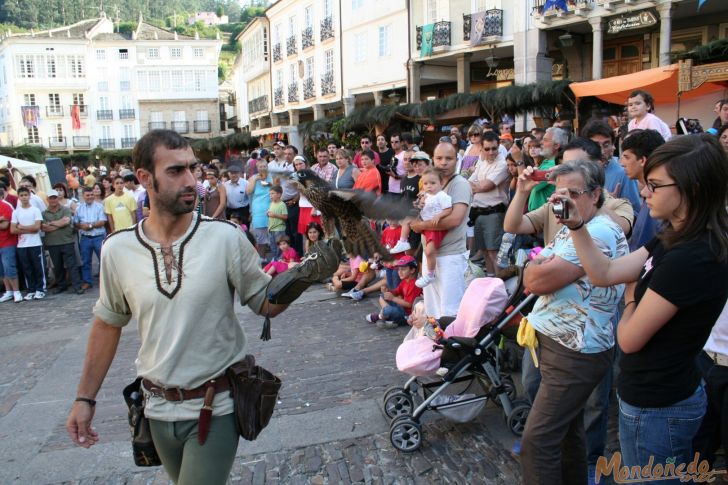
[81,283,91,290]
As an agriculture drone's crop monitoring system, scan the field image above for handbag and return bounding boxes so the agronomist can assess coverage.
[226,355,282,441]
[122,378,162,467]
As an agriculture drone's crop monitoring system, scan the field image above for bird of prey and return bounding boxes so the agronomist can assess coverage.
[290,169,417,260]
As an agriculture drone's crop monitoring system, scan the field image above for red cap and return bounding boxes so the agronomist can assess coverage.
[394,255,417,268]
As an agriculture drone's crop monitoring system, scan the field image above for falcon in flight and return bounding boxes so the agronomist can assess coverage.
[290,169,417,260]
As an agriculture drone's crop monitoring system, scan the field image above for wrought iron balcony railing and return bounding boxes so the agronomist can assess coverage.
[121,137,137,148]
[320,16,334,42]
[97,109,113,121]
[321,71,335,96]
[48,137,67,149]
[194,120,211,133]
[532,0,593,16]
[248,95,269,114]
[463,9,504,41]
[302,27,314,50]
[303,77,315,100]
[148,121,167,130]
[172,121,189,133]
[274,88,284,106]
[287,82,298,103]
[73,136,90,148]
[273,43,282,62]
[46,106,63,117]
[119,109,135,120]
[416,21,451,51]
[98,138,115,149]
[286,36,297,56]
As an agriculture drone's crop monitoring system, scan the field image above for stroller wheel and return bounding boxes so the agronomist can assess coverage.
[383,386,408,403]
[384,391,414,419]
[507,400,531,437]
[493,375,517,408]
[389,418,423,453]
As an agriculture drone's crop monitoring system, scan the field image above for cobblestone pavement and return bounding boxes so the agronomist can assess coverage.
[1,281,524,484]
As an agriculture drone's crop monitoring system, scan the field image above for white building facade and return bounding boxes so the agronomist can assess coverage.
[235,16,270,133]
[0,15,222,153]
[341,0,409,112]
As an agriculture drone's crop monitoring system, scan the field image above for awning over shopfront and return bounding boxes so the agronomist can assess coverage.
[570,64,726,105]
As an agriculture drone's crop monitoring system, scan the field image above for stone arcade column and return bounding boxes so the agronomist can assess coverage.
[343,97,356,116]
[456,53,472,94]
[589,16,604,80]
[313,105,325,120]
[408,60,421,104]
[657,1,673,67]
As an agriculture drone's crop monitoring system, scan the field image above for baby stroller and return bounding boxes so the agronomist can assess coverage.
[384,273,536,452]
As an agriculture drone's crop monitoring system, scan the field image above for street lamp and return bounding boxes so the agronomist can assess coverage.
[559,32,574,48]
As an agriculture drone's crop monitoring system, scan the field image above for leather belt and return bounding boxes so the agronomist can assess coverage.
[142,376,230,402]
[707,351,728,367]
[471,204,506,216]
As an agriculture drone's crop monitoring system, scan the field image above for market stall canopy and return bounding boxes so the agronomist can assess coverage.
[0,155,51,192]
[570,64,726,105]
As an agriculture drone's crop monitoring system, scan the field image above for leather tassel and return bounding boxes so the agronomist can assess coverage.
[197,383,216,445]
[260,314,271,341]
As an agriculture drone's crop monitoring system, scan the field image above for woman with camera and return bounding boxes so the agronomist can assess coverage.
[553,134,728,480]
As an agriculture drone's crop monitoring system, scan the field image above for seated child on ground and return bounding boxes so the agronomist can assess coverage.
[263,235,300,276]
[416,167,453,288]
[366,255,423,329]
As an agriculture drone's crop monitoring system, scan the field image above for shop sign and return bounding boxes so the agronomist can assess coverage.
[607,11,657,34]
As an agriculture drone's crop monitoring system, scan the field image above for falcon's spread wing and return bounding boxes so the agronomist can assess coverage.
[290,169,417,260]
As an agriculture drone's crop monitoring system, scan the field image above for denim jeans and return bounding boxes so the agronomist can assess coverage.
[385,267,400,290]
[79,235,103,286]
[618,385,707,485]
[693,352,728,466]
[382,302,406,324]
[521,344,541,405]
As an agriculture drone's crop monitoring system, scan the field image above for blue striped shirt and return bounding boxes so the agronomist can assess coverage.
[74,201,107,237]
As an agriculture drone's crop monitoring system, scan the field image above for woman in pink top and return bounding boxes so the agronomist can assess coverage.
[627,89,672,141]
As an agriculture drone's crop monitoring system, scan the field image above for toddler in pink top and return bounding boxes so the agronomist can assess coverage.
[264,235,300,276]
[626,89,672,141]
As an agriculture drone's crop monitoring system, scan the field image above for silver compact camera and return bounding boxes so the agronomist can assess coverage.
[552,201,569,220]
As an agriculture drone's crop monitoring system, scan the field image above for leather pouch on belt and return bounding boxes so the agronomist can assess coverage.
[226,355,282,441]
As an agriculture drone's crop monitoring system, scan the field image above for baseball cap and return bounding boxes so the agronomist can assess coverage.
[275,141,286,148]
[410,151,431,163]
[47,189,59,198]
[394,255,418,268]
[259,148,270,158]
[293,155,306,163]
[228,165,242,173]
[499,133,513,141]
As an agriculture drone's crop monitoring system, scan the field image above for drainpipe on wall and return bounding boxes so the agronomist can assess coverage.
[339,0,344,116]
[406,0,412,104]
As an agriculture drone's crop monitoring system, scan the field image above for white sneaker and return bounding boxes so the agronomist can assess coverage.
[13,292,23,303]
[34,291,46,300]
[341,289,355,298]
[0,292,12,303]
[23,293,35,301]
[350,289,364,301]
[390,240,411,254]
[415,273,435,288]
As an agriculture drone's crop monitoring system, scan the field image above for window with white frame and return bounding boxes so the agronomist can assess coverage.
[17,55,35,78]
[194,47,204,58]
[354,33,367,63]
[150,111,163,122]
[171,70,183,89]
[274,25,281,44]
[378,25,390,57]
[123,124,134,138]
[149,71,161,91]
[276,69,283,89]
[54,123,63,140]
[69,56,84,78]
[305,57,314,79]
[289,64,296,84]
[170,47,182,58]
[120,68,131,91]
[97,69,109,91]
[48,93,60,107]
[137,71,148,91]
[174,111,186,122]
[96,49,106,60]
[72,93,84,106]
[325,49,334,74]
[24,94,36,105]
[161,71,170,90]
[288,16,296,37]
[305,5,314,28]
[46,56,56,78]
[196,110,208,121]
[352,0,364,9]
[98,96,110,110]
[118,49,129,60]
[184,70,194,91]
[427,0,440,22]
[324,0,333,18]
[194,71,206,92]
[147,48,160,59]
[101,125,113,140]
[121,96,133,110]
[27,127,39,143]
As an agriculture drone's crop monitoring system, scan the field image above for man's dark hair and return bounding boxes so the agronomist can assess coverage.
[621,129,665,160]
[17,186,30,195]
[113,175,124,183]
[285,145,298,155]
[390,133,401,141]
[132,129,190,173]
[20,175,36,187]
[269,185,283,194]
[123,173,139,184]
[401,133,414,144]
[531,127,546,136]
[360,135,372,143]
[482,131,500,144]
[82,186,94,193]
[561,138,602,162]
[581,119,615,142]
[0,181,6,190]
[360,149,375,160]
[316,146,328,154]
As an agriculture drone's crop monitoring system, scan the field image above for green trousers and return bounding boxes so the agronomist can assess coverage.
[149,413,239,485]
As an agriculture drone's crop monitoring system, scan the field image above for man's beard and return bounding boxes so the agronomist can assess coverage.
[151,177,196,215]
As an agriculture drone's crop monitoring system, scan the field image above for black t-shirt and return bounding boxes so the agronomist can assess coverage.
[376,148,395,194]
[401,174,420,202]
[619,235,728,408]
